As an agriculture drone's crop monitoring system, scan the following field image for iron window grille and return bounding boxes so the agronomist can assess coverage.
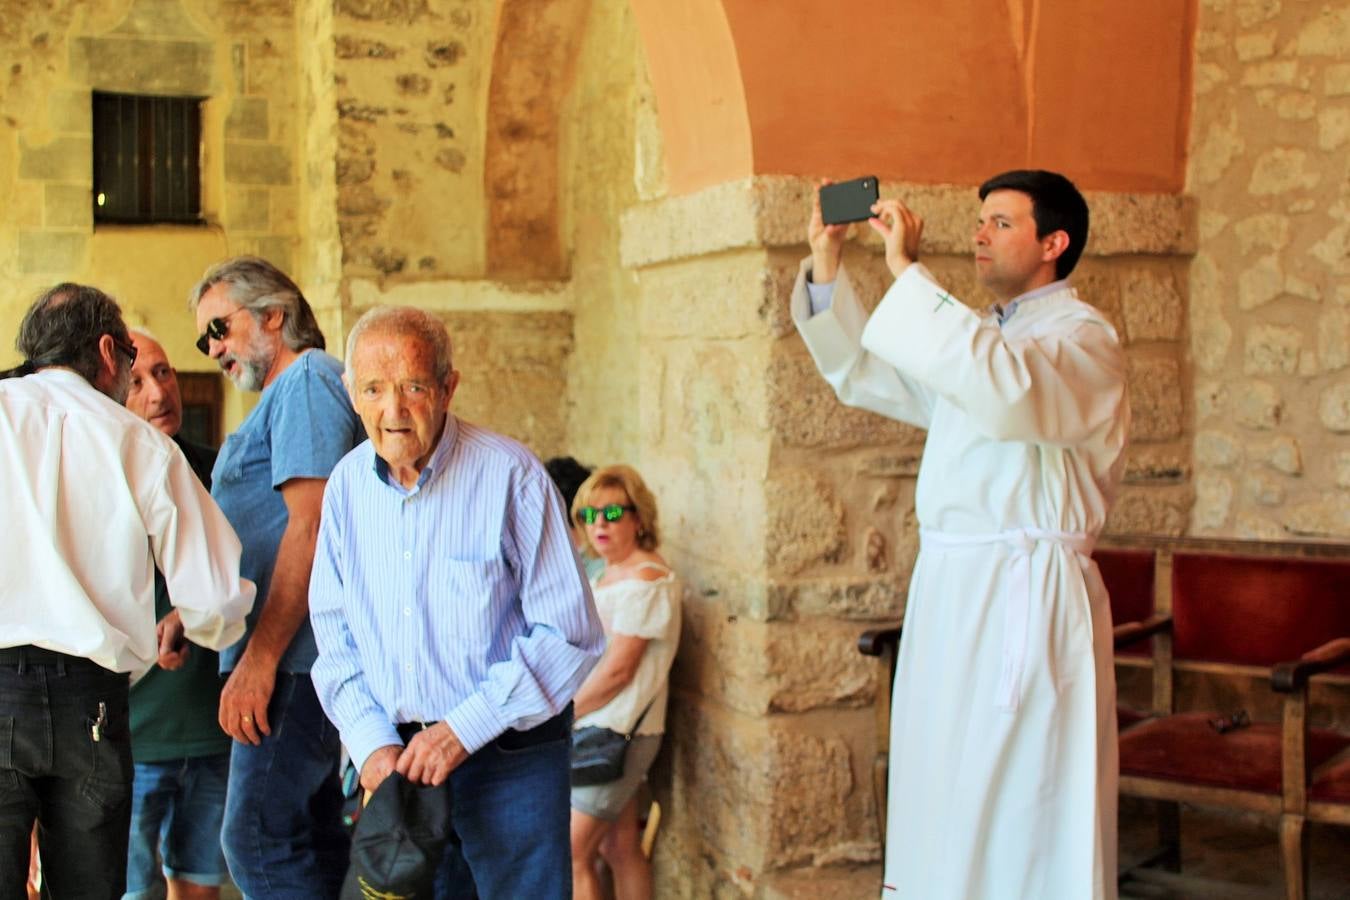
[93,92,204,225]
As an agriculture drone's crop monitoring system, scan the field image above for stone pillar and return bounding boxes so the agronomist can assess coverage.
[1186,0,1350,539]
[620,175,1195,897]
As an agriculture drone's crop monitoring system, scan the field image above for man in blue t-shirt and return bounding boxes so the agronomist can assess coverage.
[189,256,363,900]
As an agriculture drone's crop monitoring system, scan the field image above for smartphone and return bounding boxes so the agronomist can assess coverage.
[820,176,879,226]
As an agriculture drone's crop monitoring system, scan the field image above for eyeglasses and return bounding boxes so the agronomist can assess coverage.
[577,504,636,525]
[195,308,248,355]
[110,335,138,366]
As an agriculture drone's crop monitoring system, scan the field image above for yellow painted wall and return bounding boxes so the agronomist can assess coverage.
[0,0,303,430]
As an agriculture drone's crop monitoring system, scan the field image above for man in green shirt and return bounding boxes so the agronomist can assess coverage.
[123,331,231,900]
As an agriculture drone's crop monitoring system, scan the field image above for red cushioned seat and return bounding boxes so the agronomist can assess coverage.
[1119,713,1350,795]
[1310,755,1350,805]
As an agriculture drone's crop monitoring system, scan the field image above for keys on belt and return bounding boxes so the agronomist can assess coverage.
[90,701,107,742]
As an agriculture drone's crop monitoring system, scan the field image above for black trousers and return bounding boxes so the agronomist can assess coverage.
[0,647,131,900]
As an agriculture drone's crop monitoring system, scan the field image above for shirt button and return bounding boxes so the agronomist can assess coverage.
[403,550,411,560]
[404,607,412,616]
[405,663,413,672]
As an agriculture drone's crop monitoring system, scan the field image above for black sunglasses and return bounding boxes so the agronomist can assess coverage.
[110,335,138,366]
[577,504,636,525]
[196,308,248,355]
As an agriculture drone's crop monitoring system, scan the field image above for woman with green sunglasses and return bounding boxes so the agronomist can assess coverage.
[568,465,681,900]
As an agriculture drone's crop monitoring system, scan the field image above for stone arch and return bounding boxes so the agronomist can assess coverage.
[483,0,755,278]
[623,0,1192,194]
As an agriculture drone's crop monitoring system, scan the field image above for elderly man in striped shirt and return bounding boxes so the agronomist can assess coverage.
[310,306,604,897]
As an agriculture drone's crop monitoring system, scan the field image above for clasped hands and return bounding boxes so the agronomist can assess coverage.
[360,722,469,794]
[808,179,925,283]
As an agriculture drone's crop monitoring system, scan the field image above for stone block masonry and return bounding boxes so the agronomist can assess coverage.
[624,174,1193,895]
[1186,0,1350,539]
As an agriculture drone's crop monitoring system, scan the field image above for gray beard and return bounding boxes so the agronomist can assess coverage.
[223,329,278,393]
[228,355,269,392]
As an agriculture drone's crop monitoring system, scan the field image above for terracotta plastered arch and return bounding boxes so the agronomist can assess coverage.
[628,0,1193,194]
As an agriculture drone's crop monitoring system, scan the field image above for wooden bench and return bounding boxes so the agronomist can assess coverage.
[1098,536,1350,900]
[857,537,1350,899]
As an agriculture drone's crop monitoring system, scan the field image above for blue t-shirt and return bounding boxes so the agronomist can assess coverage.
[212,349,364,673]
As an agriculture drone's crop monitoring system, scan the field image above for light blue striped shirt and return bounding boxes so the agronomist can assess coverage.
[309,415,604,771]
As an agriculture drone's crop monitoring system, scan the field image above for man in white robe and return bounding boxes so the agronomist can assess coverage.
[792,170,1129,899]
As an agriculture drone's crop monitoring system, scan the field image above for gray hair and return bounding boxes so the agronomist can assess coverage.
[344,306,454,385]
[9,283,129,384]
[188,256,326,352]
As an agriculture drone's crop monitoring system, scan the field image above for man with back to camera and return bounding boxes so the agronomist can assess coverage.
[793,170,1129,899]
[309,306,604,898]
[0,284,254,900]
[121,330,231,900]
[189,256,364,898]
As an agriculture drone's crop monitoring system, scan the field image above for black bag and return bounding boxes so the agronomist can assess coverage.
[570,698,656,787]
[570,726,632,786]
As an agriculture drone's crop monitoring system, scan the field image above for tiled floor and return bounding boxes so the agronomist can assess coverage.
[1119,798,1350,899]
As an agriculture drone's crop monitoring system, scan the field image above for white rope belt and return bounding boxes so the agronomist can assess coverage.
[919,527,1095,712]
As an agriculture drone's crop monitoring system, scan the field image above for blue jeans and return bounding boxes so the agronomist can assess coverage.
[221,673,348,900]
[0,648,131,900]
[124,754,229,898]
[419,714,572,899]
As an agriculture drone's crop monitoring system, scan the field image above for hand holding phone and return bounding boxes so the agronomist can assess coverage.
[819,176,880,226]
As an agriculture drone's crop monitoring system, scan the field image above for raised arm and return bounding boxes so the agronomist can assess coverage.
[861,265,1127,445]
[792,259,938,428]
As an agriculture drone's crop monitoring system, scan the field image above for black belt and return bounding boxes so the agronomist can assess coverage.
[0,645,118,675]
[397,703,572,753]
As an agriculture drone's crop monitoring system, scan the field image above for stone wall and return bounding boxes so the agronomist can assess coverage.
[297,0,342,336]
[621,176,1194,896]
[329,0,489,282]
[1187,0,1350,539]
[0,0,303,408]
[559,0,648,467]
[326,0,646,460]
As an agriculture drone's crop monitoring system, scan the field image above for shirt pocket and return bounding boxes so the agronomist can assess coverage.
[428,558,511,663]
[212,430,257,485]
[435,557,509,610]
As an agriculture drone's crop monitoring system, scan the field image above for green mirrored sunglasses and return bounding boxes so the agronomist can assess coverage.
[577,503,635,525]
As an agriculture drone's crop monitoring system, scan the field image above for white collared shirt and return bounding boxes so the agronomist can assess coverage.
[0,369,255,679]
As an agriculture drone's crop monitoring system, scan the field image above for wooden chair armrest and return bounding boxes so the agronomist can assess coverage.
[858,626,902,658]
[1113,613,1173,650]
[1272,637,1350,692]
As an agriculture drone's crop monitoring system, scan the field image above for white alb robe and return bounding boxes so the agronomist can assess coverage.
[793,258,1129,900]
